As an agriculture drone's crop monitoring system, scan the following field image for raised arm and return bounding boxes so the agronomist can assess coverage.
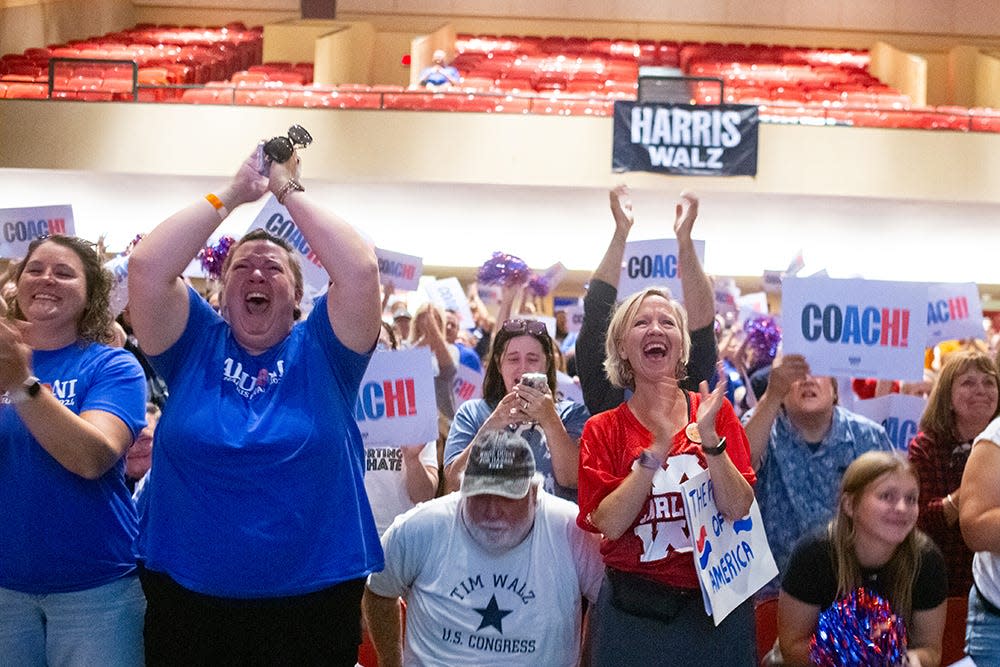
[270,154,380,353]
[578,186,633,414]
[593,184,633,287]
[674,192,713,331]
[128,151,268,355]
[742,354,808,469]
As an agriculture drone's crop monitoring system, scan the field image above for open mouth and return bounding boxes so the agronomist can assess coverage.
[245,291,270,314]
[643,341,668,359]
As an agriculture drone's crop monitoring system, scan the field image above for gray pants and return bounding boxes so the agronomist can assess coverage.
[588,572,756,667]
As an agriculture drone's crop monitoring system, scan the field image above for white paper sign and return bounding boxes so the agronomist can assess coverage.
[376,247,423,292]
[617,238,706,302]
[452,362,484,410]
[426,277,475,329]
[556,371,583,404]
[851,394,927,450]
[562,303,585,334]
[926,283,984,346]
[0,205,75,258]
[248,195,330,298]
[681,469,778,625]
[354,347,438,447]
[737,291,768,321]
[104,254,130,318]
[781,277,927,382]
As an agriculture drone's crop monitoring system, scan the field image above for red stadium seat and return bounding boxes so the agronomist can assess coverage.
[5,82,49,99]
[755,597,778,663]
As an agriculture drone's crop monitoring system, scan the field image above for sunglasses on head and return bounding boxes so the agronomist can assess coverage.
[501,319,547,337]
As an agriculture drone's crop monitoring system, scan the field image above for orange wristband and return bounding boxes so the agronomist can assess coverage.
[204,193,228,219]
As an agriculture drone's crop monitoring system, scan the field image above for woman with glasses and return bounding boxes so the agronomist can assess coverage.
[443,318,589,501]
[0,235,148,665]
[908,349,999,598]
[577,287,756,666]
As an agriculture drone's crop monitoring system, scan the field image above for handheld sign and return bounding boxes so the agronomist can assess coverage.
[0,205,74,258]
[851,394,927,451]
[618,238,706,303]
[248,195,331,299]
[452,363,484,410]
[562,303,585,334]
[425,277,475,329]
[376,247,423,292]
[354,347,437,447]
[681,469,778,625]
[926,283,984,347]
[104,254,130,318]
[781,277,927,381]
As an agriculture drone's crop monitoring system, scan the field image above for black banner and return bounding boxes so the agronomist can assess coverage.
[612,101,759,177]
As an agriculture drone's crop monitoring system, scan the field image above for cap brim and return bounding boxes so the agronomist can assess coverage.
[461,475,531,500]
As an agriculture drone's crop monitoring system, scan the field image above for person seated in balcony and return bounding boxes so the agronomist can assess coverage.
[418,49,461,88]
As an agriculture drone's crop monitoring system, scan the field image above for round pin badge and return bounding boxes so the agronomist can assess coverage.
[685,422,702,443]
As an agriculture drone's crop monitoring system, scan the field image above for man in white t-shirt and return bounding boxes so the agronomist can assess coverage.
[363,430,603,667]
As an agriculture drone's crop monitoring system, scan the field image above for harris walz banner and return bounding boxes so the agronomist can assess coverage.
[612,101,759,177]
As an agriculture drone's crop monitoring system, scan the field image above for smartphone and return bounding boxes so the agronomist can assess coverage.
[519,372,548,392]
[254,141,270,176]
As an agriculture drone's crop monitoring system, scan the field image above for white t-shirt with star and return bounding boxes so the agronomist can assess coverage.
[367,490,603,666]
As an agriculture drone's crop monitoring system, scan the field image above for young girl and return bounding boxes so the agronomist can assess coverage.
[776,451,948,667]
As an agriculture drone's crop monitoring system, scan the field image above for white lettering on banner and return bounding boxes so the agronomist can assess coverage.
[633,454,702,562]
[647,146,724,170]
[630,107,742,148]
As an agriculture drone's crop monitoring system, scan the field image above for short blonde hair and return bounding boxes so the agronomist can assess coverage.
[603,287,691,390]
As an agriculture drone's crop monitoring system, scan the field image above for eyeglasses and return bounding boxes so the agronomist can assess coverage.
[501,319,548,337]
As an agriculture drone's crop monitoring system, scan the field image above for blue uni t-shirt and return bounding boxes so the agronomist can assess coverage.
[138,287,383,598]
[0,342,147,594]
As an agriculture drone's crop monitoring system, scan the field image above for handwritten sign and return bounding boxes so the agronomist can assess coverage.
[376,247,423,291]
[354,347,438,447]
[781,277,927,381]
[926,283,984,347]
[0,205,75,259]
[681,469,778,625]
[851,394,927,450]
[618,238,706,302]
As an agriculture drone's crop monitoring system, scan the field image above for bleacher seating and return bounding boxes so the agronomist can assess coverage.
[2,25,1000,130]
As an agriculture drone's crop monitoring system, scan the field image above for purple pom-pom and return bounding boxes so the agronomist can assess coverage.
[198,235,235,280]
[743,315,781,373]
[810,588,907,667]
[123,234,144,257]
[477,251,531,287]
[527,273,550,297]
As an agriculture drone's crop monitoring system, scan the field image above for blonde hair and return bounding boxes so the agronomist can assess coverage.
[603,287,690,390]
[830,451,924,623]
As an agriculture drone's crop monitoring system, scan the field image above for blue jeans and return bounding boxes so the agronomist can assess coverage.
[0,576,145,667]
[967,585,1000,667]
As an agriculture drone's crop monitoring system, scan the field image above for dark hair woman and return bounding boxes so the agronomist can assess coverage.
[443,317,588,501]
[0,235,148,665]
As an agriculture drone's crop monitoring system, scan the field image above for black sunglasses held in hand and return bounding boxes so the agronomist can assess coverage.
[263,124,313,164]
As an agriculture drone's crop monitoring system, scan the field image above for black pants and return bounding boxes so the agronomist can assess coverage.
[140,567,364,667]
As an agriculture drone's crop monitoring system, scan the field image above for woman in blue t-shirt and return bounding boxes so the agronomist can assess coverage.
[128,144,382,665]
[0,235,148,666]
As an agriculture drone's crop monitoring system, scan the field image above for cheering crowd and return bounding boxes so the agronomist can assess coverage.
[2,144,1000,667]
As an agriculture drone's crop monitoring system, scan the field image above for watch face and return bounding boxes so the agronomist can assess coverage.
[26,379,41,397]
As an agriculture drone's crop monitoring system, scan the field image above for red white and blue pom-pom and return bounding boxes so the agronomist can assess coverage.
[743,315,782,373]
[198,235,235,280]
[477,251,531,287]
[810,588,907,667]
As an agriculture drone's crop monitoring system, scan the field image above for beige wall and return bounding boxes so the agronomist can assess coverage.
[870,41,928,107]
[0,0,134,55]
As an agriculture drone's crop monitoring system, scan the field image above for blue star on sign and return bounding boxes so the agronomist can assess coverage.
[473,594,513,633]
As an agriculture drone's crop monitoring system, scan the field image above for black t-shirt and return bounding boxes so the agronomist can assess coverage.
[782,530,948,612]
[577,278,717,415]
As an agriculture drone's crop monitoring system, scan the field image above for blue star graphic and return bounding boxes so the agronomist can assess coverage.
[473,594,513,633]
